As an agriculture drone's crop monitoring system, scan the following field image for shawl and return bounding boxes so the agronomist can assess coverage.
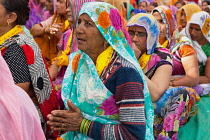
[180,11,210,64]
[176,4,201,27]
[62,2,154,139]
[0,34,59,139]
[152,6,177,46]
[0,54,45,140]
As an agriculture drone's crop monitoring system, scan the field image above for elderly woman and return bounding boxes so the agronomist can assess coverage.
[0,0,59,138]
[127,13,199,140]
[47,2,154,140]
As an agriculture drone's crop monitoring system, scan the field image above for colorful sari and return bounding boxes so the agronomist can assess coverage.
[180,11,210,96]
[61,2,154,140]
[127,13,199,140]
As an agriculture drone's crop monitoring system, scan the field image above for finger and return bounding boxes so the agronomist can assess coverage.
[48,116,68,123]
[67,99,80,113]
[51,110,70,118]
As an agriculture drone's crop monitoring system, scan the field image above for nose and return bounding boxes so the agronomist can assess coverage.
[132,34,138,42]
[76,23,84,34]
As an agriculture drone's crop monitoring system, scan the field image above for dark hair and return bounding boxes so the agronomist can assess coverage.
[202,1,210,5]
[174,1,185,6]
[150,2,158,7]
[1,0,30,25]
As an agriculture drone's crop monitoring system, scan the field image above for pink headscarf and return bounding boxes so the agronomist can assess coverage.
[0,54,45,140]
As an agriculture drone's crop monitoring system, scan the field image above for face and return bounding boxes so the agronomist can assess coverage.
[66,6,73,23]
[128,25,147,54]
[153,12,167,40]
[202,2,208,10]
[175,3,183,9]
[56,0,67,15]
[189,23,205,41]
[45,0,53,11]
[204,7,210,15]
[147,5,155,13]
[76,14,106,56]
[139,1,147,11]
[180,9,187,28]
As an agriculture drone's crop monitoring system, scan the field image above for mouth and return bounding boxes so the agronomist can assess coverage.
[77,38,86,43]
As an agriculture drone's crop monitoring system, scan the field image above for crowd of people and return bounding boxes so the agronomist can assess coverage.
[0,0,210,140]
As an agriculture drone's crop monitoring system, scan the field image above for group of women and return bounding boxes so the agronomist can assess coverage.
[0,0,210,140]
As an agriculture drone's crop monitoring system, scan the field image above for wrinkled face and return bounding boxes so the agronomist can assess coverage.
[76,14,105,56]
[147,5,155,13]
[202,2,208,10]
[189,23,205,41]
[56,0,66,15]
[66,6,73,23]
[180,9,187,28]
[46,0,53,11]
[153,12,167,40]
[139,1,147,11]
[128,25,147,54]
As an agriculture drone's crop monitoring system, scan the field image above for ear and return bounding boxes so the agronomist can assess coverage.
[6,12,17,25]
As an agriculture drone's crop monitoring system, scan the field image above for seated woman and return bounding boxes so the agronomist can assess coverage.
[0,0,59,138]
[127,13,199,139]
[152,6,200,87]
[47,2,154,140]
[180,11,210,96]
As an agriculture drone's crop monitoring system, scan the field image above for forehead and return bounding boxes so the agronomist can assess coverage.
[79,13,92,20]
[152,11,162,19]
[129,25,147,32]
[140,1,147,6]
[189,23,201,29]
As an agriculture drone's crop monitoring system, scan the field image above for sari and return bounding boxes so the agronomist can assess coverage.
[34,0,70,66]
[0,28,59,139]
[127,13,199,140]
[180,11,210,96]
[61,2,154,140]
[0,54,45,140]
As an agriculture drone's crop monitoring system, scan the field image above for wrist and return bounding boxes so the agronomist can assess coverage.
[44,26,49,34]
[79,118,92,135]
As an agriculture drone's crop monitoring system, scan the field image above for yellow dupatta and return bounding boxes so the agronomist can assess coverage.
[0,25,23,51]
[138,53,151,69]
[96,46,114,76]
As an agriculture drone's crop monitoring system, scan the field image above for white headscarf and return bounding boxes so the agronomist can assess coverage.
[180,11,210,64]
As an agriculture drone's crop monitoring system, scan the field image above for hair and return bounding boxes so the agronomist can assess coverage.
[1,0,30,25]
[150,2,158,7]
[202,1,210,5]
[174,1,185,6]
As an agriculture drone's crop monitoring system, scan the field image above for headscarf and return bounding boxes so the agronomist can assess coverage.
[131,8,146,14]
[176,4,201,27]
[0,54,45,140]
[61,2,154,139]
[127,13,159,55]
[152,6,177,46]
[180,11,210,64]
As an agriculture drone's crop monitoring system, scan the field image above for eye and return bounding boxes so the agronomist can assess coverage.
[77,19,81,25]
[85,21,93,26]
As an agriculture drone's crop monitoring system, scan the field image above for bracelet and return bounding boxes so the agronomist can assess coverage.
[44,26,48,34]
[79,118,92,135]
[170,80,174,86]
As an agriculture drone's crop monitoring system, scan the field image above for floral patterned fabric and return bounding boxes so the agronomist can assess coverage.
[61,2,154,140]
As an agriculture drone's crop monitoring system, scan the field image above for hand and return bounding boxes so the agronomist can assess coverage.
[50,23,63,39]
[133,43,141,59]
[47,99,83,132]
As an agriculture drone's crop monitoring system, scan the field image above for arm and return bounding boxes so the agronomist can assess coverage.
[170,54,199,87]
[145,64,172,102]
[199,57,210,84]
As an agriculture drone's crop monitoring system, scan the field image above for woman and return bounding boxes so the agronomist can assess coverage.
[47,2,154,140]
[152,6,199,87]
[127,13,199,139]
[50,0,94,109]
[0,0,59,139]
[31,0,70,66]
[129,8,146,18]
[0,54,45,140]
[176,3,201,32]
[180,11,210,95]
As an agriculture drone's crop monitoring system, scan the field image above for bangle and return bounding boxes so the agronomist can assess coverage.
[44,26,48,34]
[79,118,92,135]
[170,80,174,86]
